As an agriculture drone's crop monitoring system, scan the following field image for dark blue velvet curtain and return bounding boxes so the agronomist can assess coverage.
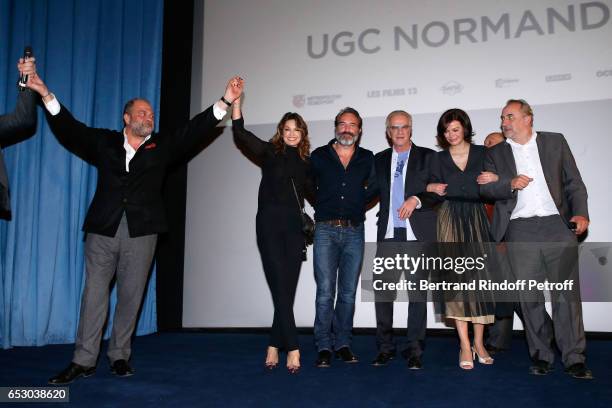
[0,0,164,348]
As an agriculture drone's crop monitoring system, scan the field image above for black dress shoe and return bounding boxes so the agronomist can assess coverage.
[110,359,134,377]
[371,352,395,366]
[315,350,332,368]
[529,359,553,376]
[48,362,95,385]
[484,344,506,355]
[406,355,423,370]
[565,363,594,380]
[335,347,358,363]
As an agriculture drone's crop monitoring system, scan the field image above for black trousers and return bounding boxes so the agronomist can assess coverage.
[374,228,427,357]
[256,207,304,351]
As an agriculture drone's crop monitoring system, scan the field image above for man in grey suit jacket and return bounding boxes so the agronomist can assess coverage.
[481,99,592,379]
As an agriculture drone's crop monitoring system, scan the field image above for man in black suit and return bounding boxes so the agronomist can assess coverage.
[370,110,437,369]
[480,99,592,379]
[25,71,244,384]
[0,57,38,219]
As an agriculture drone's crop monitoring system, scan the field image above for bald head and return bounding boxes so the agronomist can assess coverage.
[484,132,505,148]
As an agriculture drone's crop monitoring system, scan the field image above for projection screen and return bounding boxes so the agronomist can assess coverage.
[184,0,612,331]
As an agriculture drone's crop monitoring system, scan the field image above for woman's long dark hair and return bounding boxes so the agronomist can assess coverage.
[270,112,310,160]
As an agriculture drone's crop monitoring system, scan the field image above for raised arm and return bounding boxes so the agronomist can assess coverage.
[167,76,245,161]
[26,70,109,164]
[231,96,268,157]
[0,58,38,145]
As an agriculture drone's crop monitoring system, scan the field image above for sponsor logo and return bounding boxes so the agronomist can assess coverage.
[495,78,519,88]
[441,81,463,96]
[596,69,612,77]
[293,95,305,108]
[545,73,572,82]
[292,94,342,108]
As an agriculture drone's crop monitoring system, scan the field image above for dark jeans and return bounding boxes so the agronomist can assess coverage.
[313,222,364,352]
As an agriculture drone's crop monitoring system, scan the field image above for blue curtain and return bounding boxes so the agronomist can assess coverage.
[0,0,164,348]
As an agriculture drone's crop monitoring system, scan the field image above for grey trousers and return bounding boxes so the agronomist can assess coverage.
[73,215,157,367]
[506,215,586,367]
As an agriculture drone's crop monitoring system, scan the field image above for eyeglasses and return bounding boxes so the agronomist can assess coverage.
[388,125,411,132]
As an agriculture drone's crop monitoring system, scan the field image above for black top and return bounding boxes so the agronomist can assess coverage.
[430,144,486,202]
[46,103,221,237]
[232,118,312,210]
[310,139,376,224]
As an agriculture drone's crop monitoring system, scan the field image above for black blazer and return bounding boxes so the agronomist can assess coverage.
[46,103,221,237]
[373,145,438,242]
[0,89,37,219]
[480,132,589,242]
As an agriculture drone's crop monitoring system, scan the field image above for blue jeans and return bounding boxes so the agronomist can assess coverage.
[313,222,365,351]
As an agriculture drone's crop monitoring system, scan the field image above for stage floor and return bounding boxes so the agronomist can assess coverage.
[0,332,610,407]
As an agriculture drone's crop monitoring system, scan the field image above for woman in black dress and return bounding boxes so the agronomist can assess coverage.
[427,108,499,369]
[232,98,312,373]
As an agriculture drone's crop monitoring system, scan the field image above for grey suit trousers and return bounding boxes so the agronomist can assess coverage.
[505,215,586,367]
[73,214,157,367]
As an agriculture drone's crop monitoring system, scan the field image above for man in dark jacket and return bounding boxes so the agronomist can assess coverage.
[0,57,38,219]
[370,110,438,370]
[26,70,243,384]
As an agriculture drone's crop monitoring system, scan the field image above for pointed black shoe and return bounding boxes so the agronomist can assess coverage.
[565,363,594,380]
[110,359,134,377]
[48,362,95,385]
[371,352,395,366]
[335,347,358,363]
[484,343,506,356]
[315,350,332,368]
[529,359,553,376]
[406,355,423,370]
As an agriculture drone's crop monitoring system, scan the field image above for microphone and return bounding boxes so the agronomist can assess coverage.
[18,46,33,90]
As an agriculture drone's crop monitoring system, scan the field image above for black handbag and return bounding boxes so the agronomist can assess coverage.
[291,178,315,246]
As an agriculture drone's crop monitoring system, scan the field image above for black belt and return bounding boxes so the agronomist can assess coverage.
[320,219,358,227]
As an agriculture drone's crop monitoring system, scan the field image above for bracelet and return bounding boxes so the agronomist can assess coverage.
[220,96,232,107]
[42,93,51,99]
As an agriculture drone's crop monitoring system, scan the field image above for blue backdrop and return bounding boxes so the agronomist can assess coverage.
[0,0,164,348]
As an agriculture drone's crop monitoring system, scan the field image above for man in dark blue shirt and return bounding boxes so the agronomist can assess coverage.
[310,107,376,367]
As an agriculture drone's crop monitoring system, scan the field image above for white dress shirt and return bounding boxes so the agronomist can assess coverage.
[123,131,151,172]
[507,132,559,220]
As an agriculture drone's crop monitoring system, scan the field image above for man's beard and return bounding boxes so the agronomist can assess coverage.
[131,121,153,137]
[335,131,358,146]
